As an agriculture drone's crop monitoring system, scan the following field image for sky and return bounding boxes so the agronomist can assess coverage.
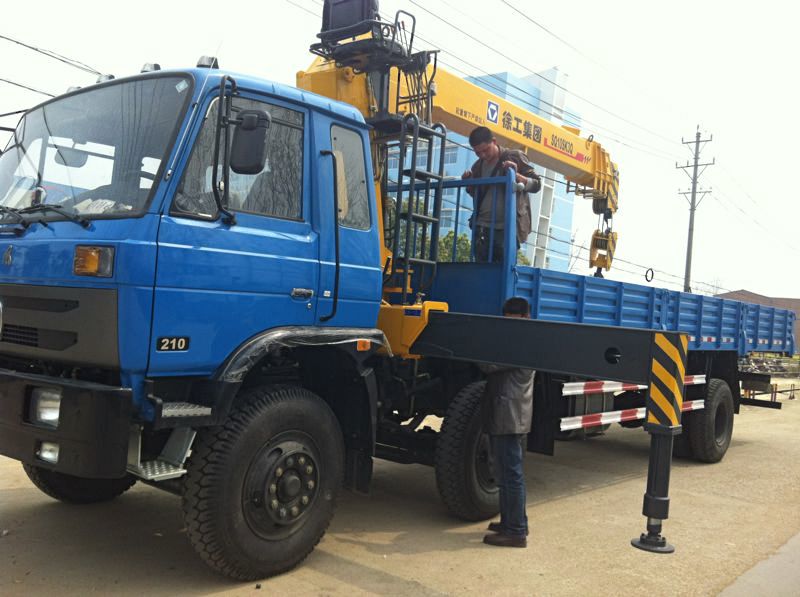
[1,0,798,297]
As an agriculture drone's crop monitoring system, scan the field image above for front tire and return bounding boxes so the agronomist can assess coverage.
[182,385,344,580]
[435,381,499,521]
[687,378,734,463]
[22,465,135,504]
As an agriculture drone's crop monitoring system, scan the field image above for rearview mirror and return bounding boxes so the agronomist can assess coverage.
[230,110,271,175]
[54,146,89,168]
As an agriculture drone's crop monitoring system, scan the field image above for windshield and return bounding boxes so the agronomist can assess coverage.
[0,75,191,222]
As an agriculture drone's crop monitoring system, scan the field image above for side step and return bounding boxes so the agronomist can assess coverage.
[128,459,187,481]
[162,402,212,418]
[127,426,195,481]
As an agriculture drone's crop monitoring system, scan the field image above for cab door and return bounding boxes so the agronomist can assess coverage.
[150,94,318,376]
[315,122,381,328]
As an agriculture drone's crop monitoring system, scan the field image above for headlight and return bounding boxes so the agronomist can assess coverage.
[74,246,114,277]
[29,387,62,429]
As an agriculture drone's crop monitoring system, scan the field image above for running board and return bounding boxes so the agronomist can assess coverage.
[127,426,195,481]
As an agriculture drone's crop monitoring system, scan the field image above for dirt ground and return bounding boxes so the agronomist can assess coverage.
[1,381,799,596]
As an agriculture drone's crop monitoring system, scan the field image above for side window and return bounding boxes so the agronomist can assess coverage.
[174,98,304,220]
[331,125,370,230]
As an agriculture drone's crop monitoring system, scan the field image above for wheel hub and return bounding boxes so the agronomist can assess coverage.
[243,436,321,539]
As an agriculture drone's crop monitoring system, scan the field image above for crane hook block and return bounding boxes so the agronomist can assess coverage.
[589,230,618,271]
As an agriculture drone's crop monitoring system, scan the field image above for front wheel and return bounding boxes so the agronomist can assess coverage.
[182,385,344,580]
[434,381,499,521]
[22,465,135,504]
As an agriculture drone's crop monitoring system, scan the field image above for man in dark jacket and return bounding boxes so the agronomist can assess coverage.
[481,297,535,548]
[463,127,541,263]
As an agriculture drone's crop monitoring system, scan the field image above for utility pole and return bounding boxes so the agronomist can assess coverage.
[676,126,714,293]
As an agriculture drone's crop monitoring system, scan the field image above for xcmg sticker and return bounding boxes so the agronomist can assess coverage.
[487,100,499,124]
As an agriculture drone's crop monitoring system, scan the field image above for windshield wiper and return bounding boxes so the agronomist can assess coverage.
[0,206,29,228]
[19,204,90,228]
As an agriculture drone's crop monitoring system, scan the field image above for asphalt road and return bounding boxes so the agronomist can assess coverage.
[1,384,799,596]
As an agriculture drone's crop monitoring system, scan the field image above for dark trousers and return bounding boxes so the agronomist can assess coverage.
[490,434,528,536]
[475,226,518,263]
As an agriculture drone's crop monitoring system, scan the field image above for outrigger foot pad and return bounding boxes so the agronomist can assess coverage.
[631,532,675,554]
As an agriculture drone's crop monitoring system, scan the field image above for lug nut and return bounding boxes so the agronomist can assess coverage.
[269,483,277,495]
[301,495,309,506]
[275,467,283,477]
[298,456,306,465]
[307,480,315,490]
[305,465,313,475]
[291,506,300,517]
[270,499,279,510]
[287,457,294,467]
[279,508,287,518]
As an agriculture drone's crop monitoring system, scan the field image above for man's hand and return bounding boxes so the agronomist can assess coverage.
[502,160,527,184]
[462,170,472,179]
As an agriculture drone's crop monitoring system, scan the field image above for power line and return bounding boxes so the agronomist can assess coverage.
[300,0,683,162]
[0,109,28,118]
[535,230,731,293]
[0,33,101,75]
[285,0,319,18]
[408,0,681,149]
[435,57,681,163]
[499,0,694,127]
[0,78,54,98]
[499,0,596,64]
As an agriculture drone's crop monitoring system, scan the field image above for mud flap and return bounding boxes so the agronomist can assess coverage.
[527,372,560,456]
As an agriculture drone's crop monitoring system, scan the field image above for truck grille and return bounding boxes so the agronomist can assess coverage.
[0,284,115,366]
[1,324,38,347]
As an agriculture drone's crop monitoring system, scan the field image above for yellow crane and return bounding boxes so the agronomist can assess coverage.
[297,2,620,355]
[298,18,619,274]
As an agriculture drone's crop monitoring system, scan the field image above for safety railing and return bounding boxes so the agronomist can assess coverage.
[387,169,518,265]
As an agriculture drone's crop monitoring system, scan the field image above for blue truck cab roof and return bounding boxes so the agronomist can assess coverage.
[24,66,367,129]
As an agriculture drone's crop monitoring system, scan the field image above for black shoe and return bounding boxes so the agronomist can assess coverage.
[487,521,529,536]
[483,532,527,548]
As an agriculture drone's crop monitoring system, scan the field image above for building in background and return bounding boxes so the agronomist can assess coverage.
[388,68,580,270]
[468,68,579,271]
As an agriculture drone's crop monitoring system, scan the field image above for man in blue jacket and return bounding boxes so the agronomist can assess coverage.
[481,297,535,547]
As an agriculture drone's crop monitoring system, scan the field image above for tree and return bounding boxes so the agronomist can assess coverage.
[437,231,472,262]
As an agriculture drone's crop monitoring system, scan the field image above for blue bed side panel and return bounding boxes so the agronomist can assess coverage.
[431,265,796,356]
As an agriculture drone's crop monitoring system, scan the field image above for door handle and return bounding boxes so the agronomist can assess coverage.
[291,288,314,299]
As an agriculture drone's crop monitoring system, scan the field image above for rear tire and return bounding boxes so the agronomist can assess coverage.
[22,465,135,504]
[435,381,499,521]
[687,378,734,463]
[182,385,344,581]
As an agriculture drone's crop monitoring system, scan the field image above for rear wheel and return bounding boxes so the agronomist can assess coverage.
[687,378,734,463]
[434,381,499,521]
[182,385,344,580]
[22,465,135,504]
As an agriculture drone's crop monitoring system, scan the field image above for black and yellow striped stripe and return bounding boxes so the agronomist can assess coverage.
[646,333,688,427]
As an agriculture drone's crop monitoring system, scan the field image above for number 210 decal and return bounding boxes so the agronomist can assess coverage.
[157,337,190,352]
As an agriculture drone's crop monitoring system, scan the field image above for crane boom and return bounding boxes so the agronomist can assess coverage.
[298,3,619,274]
[431,67,618,213]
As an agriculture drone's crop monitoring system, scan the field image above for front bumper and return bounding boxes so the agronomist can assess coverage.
[0,369,132,478]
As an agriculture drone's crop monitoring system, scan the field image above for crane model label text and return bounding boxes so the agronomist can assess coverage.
[550,135,574,155]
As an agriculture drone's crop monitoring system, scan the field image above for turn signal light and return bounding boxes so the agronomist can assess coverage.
[74,246,114,277]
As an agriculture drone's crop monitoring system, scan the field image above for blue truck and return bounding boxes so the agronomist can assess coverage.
[0,3,795,581]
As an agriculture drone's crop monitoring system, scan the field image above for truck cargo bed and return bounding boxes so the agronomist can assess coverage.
[430,264,795,356]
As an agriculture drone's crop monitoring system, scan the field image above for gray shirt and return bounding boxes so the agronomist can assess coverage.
[475,158,503,229]
[479,364,535,435]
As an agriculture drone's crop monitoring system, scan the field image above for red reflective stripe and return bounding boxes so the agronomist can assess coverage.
[619,408,641,422]
[580,413,604,427]
[583,381,605,393]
